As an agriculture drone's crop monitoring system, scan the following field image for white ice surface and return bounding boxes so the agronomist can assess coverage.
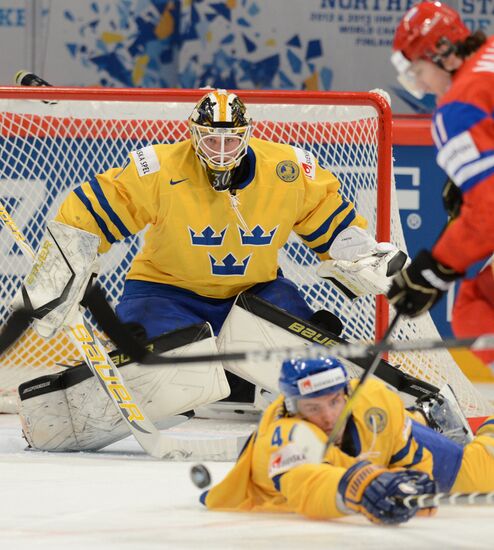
[1,403,494,549]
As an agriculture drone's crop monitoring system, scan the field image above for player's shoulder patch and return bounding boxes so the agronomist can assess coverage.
[364,407,388,434]
[131,145,160,177]
[292,146,316,180]
[268,442,310,478]
[276,160,299,182]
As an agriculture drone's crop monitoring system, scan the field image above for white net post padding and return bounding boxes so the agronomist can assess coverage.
[0,87,491,416]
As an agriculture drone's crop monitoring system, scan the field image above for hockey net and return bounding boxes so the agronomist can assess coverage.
[0,87,491,416]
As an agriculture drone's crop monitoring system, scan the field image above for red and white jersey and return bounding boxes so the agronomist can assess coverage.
[432,36,494,272]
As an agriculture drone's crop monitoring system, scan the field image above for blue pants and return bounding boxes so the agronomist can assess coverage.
[116,276,314,338]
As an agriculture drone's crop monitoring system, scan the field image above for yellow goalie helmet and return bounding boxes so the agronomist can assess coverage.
[188,89,252,191]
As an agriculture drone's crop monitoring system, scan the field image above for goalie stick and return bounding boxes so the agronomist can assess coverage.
[0,198,189,459]
[81,284,494,367]
[82,285,441,400]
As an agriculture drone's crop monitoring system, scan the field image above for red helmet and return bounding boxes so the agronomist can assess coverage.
[393,1,470,63]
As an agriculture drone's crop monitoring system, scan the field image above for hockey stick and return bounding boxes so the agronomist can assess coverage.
[402,491,494,509]
[0,199,189,458]
[322,311,402,454]
[82,284,494,366]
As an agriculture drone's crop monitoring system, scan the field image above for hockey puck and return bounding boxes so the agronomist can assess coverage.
[190,463,211,489]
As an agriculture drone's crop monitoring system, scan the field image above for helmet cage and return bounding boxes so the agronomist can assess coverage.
[190,123,252,172]
[391,50,427,99]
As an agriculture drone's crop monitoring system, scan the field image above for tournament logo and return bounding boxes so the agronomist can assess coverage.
[364,407,388,433]
[276,160,299,182]
[293,147,316,180]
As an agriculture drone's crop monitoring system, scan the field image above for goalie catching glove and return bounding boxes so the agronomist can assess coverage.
[11,221,100,339]
[387,249,462,318]
[337,460,437,525]
[317,226,409,299]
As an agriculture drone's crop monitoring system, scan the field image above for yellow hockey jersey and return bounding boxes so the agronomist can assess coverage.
[55,138,367,298]
[203,378,494,520]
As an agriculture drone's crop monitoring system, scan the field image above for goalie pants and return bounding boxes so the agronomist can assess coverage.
[452,266,494,367]
[116,274,314,338]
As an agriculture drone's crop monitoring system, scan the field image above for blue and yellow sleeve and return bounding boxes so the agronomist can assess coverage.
[293,161,367,260]
[55,150,161,253]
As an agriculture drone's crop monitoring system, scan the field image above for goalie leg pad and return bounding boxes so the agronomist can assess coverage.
[217,293,347,393]
[18,323,230,452]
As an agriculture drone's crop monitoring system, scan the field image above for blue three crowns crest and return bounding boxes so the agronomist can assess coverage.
[189,224,278,276]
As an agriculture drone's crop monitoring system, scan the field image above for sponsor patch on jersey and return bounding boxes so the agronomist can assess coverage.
[276,160,299,182]
[364,407,388,434]
[297,367,346,395]
[131,145,160,177]
[268,442,309,478]
[293,146,316,180]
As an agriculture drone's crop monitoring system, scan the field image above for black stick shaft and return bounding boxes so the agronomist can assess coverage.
[83,286,494,366]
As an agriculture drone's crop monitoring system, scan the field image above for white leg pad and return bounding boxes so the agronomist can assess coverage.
[217,296,317,392]
[19,323,230,452]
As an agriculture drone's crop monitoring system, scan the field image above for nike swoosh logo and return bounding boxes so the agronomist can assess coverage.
[170,178,189,185]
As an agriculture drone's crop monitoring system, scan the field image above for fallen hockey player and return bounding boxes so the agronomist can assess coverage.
[200,356,494,524]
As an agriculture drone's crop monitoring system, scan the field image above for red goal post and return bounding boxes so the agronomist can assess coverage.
[0,87,490,417]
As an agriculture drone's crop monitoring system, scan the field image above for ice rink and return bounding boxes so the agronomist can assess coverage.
[1,405,494,550]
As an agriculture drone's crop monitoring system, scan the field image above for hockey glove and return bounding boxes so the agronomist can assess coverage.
[387,249,462,318]
[317,226,409,299]
[337,460,437,525]
[11,221,100,339]
[442,178,463,221]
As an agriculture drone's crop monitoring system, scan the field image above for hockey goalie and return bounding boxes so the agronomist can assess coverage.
[7,88,411,453]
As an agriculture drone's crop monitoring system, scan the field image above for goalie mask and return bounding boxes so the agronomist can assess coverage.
[279,356,348,415]
[189,89,252,191]
[391,1,470,98]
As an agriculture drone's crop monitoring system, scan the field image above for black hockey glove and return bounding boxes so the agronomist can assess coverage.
[387,249,462,318]
[442,178,463,221]
[338,460,437,525]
